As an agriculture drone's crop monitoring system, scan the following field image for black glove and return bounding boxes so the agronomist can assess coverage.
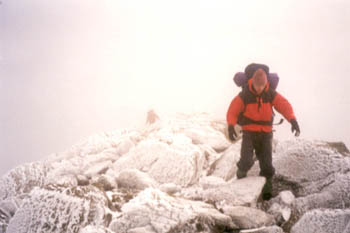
[228,124,238,141]
[290,119,300,137]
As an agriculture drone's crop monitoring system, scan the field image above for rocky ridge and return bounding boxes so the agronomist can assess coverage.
[1,112,349,233]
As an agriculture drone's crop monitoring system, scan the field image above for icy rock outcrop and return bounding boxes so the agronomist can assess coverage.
[159,183,181,195]
[240,226,284,233]
[79,225,114,233]
[222,206,275,229]
[6,186,108,233]
[262,139,350,232]
[91,174,117,191]
[208,143,241,181]
[0,197,20,233]
[273,139,350,186]
[109,188,237,233]
[202,176,266,208]
[116,169,158,190]
[112,139,206,187]
[2,111,350,232]
[84,160,113,178]
[0,162,52,200]
[266,191,295,225]
[291,209,350,233]
[198,175,227,189]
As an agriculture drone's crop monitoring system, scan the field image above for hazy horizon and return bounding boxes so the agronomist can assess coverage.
[1,0,350,176]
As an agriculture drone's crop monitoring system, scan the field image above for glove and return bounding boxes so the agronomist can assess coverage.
[290,119,300,137]
[228,124,238,141]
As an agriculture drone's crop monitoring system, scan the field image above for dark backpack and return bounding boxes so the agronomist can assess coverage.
[233,63,280,126]
[233,63,279,90]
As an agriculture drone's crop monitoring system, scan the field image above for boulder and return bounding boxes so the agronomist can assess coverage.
[116,169,158,190]
[6,186,107,233]
[0,162,51,200]
[91,174,117,191]
[291,209,350,233]
[222,206,275,229]
[112,140,205,187]
[84,160,112,178]
[203,176,266,208]
[159,183,181,195]
[267,191,295,223]
[209,143,242,181]
[239,225,284,233]
[199,176,227,189]
[109,188,237,233]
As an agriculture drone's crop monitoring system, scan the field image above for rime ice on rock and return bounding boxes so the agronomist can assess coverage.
[109,188,236,233]
[116,168,158,190]
[203,176,266,208]
[111,139,206,187]
[7,186,107,233]
[291,209,350,233]
[222,206,275,229]
[1,111,350,232]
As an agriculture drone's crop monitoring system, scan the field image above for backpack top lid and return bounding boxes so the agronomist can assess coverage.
[244,63,269,79]
[233,63,279,90]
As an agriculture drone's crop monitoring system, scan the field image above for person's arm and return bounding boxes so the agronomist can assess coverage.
[226,95,244,141]
[227,95,244,126]
[272,92,296,122]
[273,92,300,136]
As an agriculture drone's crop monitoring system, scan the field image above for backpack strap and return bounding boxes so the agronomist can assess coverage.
[236,87,276,126]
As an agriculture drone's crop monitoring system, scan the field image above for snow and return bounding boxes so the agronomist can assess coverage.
[222,206,275,229]
[291,209,350,233]
[203,176,266,208]
[1,111,350,232]
[116,169,158,190]
[109,188,235,233]
[7,186,106,233]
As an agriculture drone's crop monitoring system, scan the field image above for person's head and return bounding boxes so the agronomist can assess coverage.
[252,68,267,95]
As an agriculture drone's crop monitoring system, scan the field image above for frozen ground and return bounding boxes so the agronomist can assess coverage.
[1,111,349,233]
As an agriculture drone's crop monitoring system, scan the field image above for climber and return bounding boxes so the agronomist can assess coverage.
[226,65,300,200]
[146,109,160,125]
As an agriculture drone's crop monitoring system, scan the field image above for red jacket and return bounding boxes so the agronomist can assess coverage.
[227,79,296,132]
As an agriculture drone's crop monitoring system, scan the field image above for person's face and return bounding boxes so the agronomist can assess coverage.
[252,70,267,95]
[253,83,266,95]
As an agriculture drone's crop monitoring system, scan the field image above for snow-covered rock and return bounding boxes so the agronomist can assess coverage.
[6,186,108,233]
[1,111,350,233]
[116,169,158,190]
[209,143,241,181]
[0,162,52,200]
[239,226,284,233]
[109,188,237,233]
[273,139,350,185]
[222,206,275,229]
[266,191,295,224]
[0,197,19,233]
[84,160,113,178]
[112,139,205,187]
[199,175,226,189]
[159,183,181,195]
[291,209,350,233]
[91,174,117,191]
[79,225,114,233]
[203,176,266,208]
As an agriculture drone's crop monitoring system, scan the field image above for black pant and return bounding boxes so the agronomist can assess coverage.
[237,131,275,178]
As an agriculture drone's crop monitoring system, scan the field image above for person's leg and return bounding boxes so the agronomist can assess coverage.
[236,131,255,178]
[255,132,275,200]
[255,132,275,179]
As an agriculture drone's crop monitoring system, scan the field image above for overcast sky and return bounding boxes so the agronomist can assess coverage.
[1,0,350,176]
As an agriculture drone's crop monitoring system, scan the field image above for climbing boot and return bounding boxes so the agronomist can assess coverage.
[262,177,273,200]
[236,169,247,179]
